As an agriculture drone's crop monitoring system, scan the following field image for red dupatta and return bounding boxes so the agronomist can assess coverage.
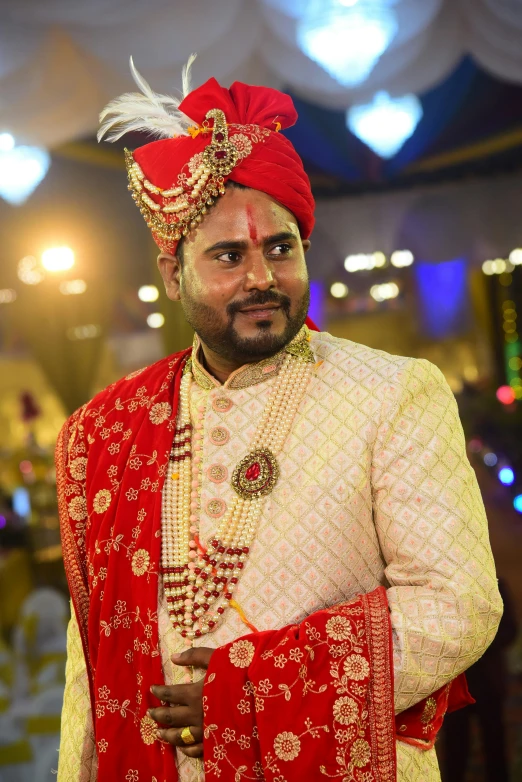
[57,349,190,781]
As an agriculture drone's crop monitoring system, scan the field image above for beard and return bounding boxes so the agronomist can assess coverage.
[179,283,310,364]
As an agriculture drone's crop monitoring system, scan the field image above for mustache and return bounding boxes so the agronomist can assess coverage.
[227,290,292,318]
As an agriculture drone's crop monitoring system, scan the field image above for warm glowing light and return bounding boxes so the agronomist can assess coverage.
[67,324,101,340]
[0,288,17,303]
[59,279,87,295]
[297,1,398,87]
[344,252,386,272]
[147,312,165,328]
[138,285,160,302]
[347,92,423,158]
[17,256,44,285]
[509,248,522,265]
[370,282,399,302]
[498,467,515,486]
[42,246,75,272]
[496,385,516,405]
[483,452,498,467]
[482,259,506,275]
[330,282,349,299]
[390,250,414,268]
[0,145,50,205]
[0,133,15,152]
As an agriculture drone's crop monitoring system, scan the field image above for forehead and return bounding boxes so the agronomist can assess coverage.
[186,187,299,247]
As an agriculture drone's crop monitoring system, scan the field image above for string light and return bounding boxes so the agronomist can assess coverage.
[483,452,498,467]
[514,495,522,513]
[147,312,165,328]
[330,282,349,298]
[509,249,522,265]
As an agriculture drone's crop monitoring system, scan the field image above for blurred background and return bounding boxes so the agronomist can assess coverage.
[1,1,522,780]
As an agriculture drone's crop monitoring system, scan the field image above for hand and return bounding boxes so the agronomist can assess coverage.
[149,646,214,758]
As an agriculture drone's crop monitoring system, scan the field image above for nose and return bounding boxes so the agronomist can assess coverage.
[244,251,275,291]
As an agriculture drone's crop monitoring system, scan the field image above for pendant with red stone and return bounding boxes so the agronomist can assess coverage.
[231,448,279,499]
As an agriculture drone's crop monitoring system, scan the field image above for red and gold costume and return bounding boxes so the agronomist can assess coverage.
[56,62,502,782]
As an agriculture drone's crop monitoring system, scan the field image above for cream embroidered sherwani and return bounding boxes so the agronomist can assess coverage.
[58,329,502,781]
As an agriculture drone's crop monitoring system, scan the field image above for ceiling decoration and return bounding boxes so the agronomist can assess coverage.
[2,0,522,151]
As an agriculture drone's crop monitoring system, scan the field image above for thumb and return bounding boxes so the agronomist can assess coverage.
[172,646,214,669]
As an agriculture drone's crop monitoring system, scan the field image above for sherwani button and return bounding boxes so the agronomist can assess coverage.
[210,426,230,446]
[213,396,232,413]
[206,498,227,518]
[208,464,228,483]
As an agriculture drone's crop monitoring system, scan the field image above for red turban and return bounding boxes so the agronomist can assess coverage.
[126,78,315,254]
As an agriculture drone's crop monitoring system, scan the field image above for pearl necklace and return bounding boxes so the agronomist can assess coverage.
[161,351,312,639]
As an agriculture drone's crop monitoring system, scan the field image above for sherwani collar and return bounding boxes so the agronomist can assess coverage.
[188,324,313,390]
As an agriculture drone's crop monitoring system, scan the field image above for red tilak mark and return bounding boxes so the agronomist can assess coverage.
[246,204,259,245]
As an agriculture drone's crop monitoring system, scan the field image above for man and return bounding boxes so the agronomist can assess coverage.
[56,59,502,782]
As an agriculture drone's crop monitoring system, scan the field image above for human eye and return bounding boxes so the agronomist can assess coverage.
[216,251,242,264]
[268,243,292,257]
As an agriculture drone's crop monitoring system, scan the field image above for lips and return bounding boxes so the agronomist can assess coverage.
[238,305,281,319]
[239,305,280,313]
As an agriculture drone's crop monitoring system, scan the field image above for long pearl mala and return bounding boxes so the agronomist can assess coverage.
[161,353,312,639]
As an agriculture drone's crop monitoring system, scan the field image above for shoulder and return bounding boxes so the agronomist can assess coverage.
[58,350,190,445]
[310,331,450,397]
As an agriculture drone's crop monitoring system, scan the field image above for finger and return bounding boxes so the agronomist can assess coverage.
[179,743,204,758]
[148,705,192,727]
[172,646,214,669]
[151,683,195,705]
[157,726,203,746]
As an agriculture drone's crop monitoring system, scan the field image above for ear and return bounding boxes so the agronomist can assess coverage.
[302,239,311,254]
[157,253,181,302]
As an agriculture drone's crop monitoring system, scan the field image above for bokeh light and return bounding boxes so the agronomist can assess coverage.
[496,385,516,405]
[17,256,44,285]
[514,495,522,514]
[483,452,498,467]
[147,312,165,328]
[0,132,15,152]
[330,282,349,298]
[0,288,17,303]
[390,250,414,268]
[59,279,87,295]
[138,285,160,302]
[498,467,515,486]
[370,282,399,302]
[42,246,74,272]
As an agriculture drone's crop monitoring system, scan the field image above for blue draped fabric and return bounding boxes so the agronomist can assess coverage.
[414,259,470,339]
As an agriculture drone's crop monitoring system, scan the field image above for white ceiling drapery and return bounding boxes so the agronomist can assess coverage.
[2,0,522,149]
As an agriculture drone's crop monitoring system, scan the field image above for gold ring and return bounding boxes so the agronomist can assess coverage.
[180,726,196,745]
